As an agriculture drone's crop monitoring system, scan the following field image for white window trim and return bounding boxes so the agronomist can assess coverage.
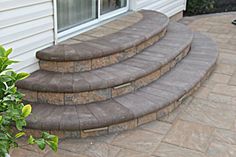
[53,0,130,44]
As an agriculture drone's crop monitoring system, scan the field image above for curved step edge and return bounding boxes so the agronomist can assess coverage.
[18,23,193,105]
[37,10,169,72]
[25,33,218,138]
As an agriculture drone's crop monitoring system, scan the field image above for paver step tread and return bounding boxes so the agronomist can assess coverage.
[26,33,218,131]
[17,22,193,93]
[36,10,169,62]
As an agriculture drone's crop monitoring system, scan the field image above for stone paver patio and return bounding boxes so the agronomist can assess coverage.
[12,12,236,157]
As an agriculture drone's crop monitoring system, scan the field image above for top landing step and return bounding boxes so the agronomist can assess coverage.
[36,10,169,72]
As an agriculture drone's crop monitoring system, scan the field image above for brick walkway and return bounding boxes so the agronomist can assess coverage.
[12,12,236,157]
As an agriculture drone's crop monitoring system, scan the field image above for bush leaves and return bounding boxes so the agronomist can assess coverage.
[15,132,25,138]
[22,104,32,118]
[16,72,29,81]
[186,0,215,15]
[0,45,58,155]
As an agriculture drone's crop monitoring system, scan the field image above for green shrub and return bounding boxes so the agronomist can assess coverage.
[0,45,58,157]
[186,0,215,15]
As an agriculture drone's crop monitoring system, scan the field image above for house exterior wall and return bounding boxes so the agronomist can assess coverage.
[0,0,54,73]
[130,0,187,17]
[0,0,186,73]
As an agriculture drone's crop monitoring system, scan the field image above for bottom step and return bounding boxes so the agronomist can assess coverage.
[26,33,218,138]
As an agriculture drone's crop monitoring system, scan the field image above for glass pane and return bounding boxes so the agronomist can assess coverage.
[101,0,127,15]
[57,0,97,32]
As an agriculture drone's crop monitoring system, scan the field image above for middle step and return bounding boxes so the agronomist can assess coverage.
[17,22,193,105]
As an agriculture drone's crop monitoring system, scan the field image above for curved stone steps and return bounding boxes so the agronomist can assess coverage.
[25,33,218,138]
[17,22,193,105]
[37,10,169,73]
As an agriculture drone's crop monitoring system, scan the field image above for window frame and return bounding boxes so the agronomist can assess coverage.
[53,0,130,43]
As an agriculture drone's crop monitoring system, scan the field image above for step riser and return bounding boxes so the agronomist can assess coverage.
[24,64,215,139]
[17,23,193,97]
[21,45,191,105]
[39,29,167,73]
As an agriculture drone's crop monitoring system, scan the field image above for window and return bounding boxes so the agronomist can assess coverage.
[57,0,97,32]
[56,0,129,35]
[101,0,127,15]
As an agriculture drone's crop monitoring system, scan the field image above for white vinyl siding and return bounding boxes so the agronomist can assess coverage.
[0,0,186,73]
[131,0,186,17]
[0,0,54,73]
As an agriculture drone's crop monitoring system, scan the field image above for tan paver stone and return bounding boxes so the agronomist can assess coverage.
[218,53,236,65]
[193,98,235,111]
[140,121,172,135]
[72,34,96,41]
[209,73,231,84]
[116,149,154,157]
[207,141,236,157]
[190,25,212,32]
[212,33,233,43]
[206,15,235,24]
[59,139,92,153]
[84,27,117,38]
[229,73,236,86]
[39,61,58,72]
[208,93,232,104]
[118,13,143,23]
[228,39,236,45]
[65,89,111,105]
[109,119,137,133]
[200,31,218,38]
[83,143,120,157]
[59,39,81,45]
[202,79,217,89]
[45,149,88,157]
[232,35,236,40]
[208,26,231,34]
[137,112,157,126]
[90,133,120,144]
[189,22,206,29]
[213,84,236,97]
[159,106,182,123]
[164,120,214,152]
[153,143,206,157]
[217,34,234,39]
[17,138,51,155]
[219,43,236,52]
[19,89,38,102]
[232,120,236,132]
[103,20,135,30]
[213,129,236,145]
[179,98,235,129]
[11,148,44,157]
[160,97,192,123]
[112,129,163,154]
[231,97,236,106]
[57,62,75,73]
[219,48,236,55]
[194,86,211,99]
[38,92,64,105]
